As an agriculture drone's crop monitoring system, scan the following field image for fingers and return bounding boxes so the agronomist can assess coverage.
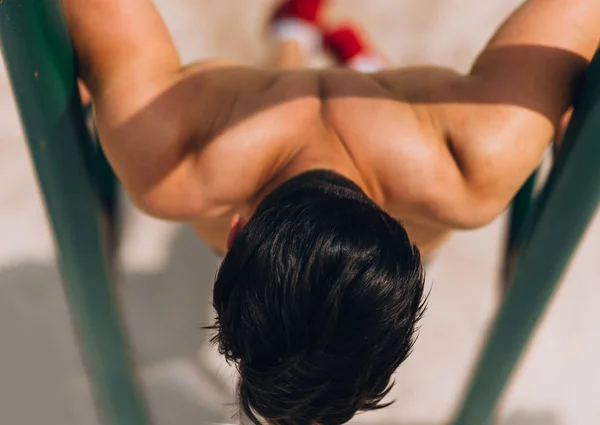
[78,79,92,105]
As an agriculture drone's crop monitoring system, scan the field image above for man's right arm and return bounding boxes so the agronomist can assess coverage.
[65,0,198,217]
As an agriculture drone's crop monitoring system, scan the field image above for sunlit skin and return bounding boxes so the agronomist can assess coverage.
[65,0,600,256]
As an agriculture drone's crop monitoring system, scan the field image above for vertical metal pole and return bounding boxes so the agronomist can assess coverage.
[451,50,600,425]
[502,170,538,287]
[507,171,538,252]
[0,1,151,424]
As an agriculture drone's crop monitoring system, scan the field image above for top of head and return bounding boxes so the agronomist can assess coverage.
[211,170,427,425]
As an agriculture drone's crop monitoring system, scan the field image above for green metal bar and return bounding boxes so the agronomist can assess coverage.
[84,102,120,256]
[0,1,151,425]
[96,139,120,256]
[451,50,600,425]
[83,102,118,221]
[502,170,538,286]
[507,170,538,252]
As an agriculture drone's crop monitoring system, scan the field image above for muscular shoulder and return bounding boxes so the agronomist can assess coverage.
[130,64,505,230]
[352,66,526,228]
[316,68,493,229]
[130,65,327,221]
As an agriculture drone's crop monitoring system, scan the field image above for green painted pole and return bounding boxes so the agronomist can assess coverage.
[451,50,600,425]
[507,171,538,252]
[502,170,538,287]
[0,1,151,425]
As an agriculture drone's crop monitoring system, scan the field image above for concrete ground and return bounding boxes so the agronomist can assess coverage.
[1,1,599,424]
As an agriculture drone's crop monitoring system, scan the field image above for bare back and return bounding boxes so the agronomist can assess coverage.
[192,69,465,255]
[64,0,600,256]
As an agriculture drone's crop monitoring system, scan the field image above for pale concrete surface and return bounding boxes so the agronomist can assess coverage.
[1,1,599,424]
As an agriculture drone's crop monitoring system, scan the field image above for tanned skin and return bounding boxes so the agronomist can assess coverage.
[64,0,600,255]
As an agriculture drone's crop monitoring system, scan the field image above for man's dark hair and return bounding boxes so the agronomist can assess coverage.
[209,170,427,425]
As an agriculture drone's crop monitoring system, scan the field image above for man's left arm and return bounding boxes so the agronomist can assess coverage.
[65,0,277,219]
[374,0,600,227]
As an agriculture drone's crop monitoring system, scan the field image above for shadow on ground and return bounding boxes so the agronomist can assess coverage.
[0,225,236,425]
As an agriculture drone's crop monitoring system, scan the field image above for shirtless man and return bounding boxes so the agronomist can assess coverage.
[64,0,599,423]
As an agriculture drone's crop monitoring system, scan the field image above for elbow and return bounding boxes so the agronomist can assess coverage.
[455,199,508,229]
[127,190,183,221]
[430,188,510,230]
[126,185,216,222]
